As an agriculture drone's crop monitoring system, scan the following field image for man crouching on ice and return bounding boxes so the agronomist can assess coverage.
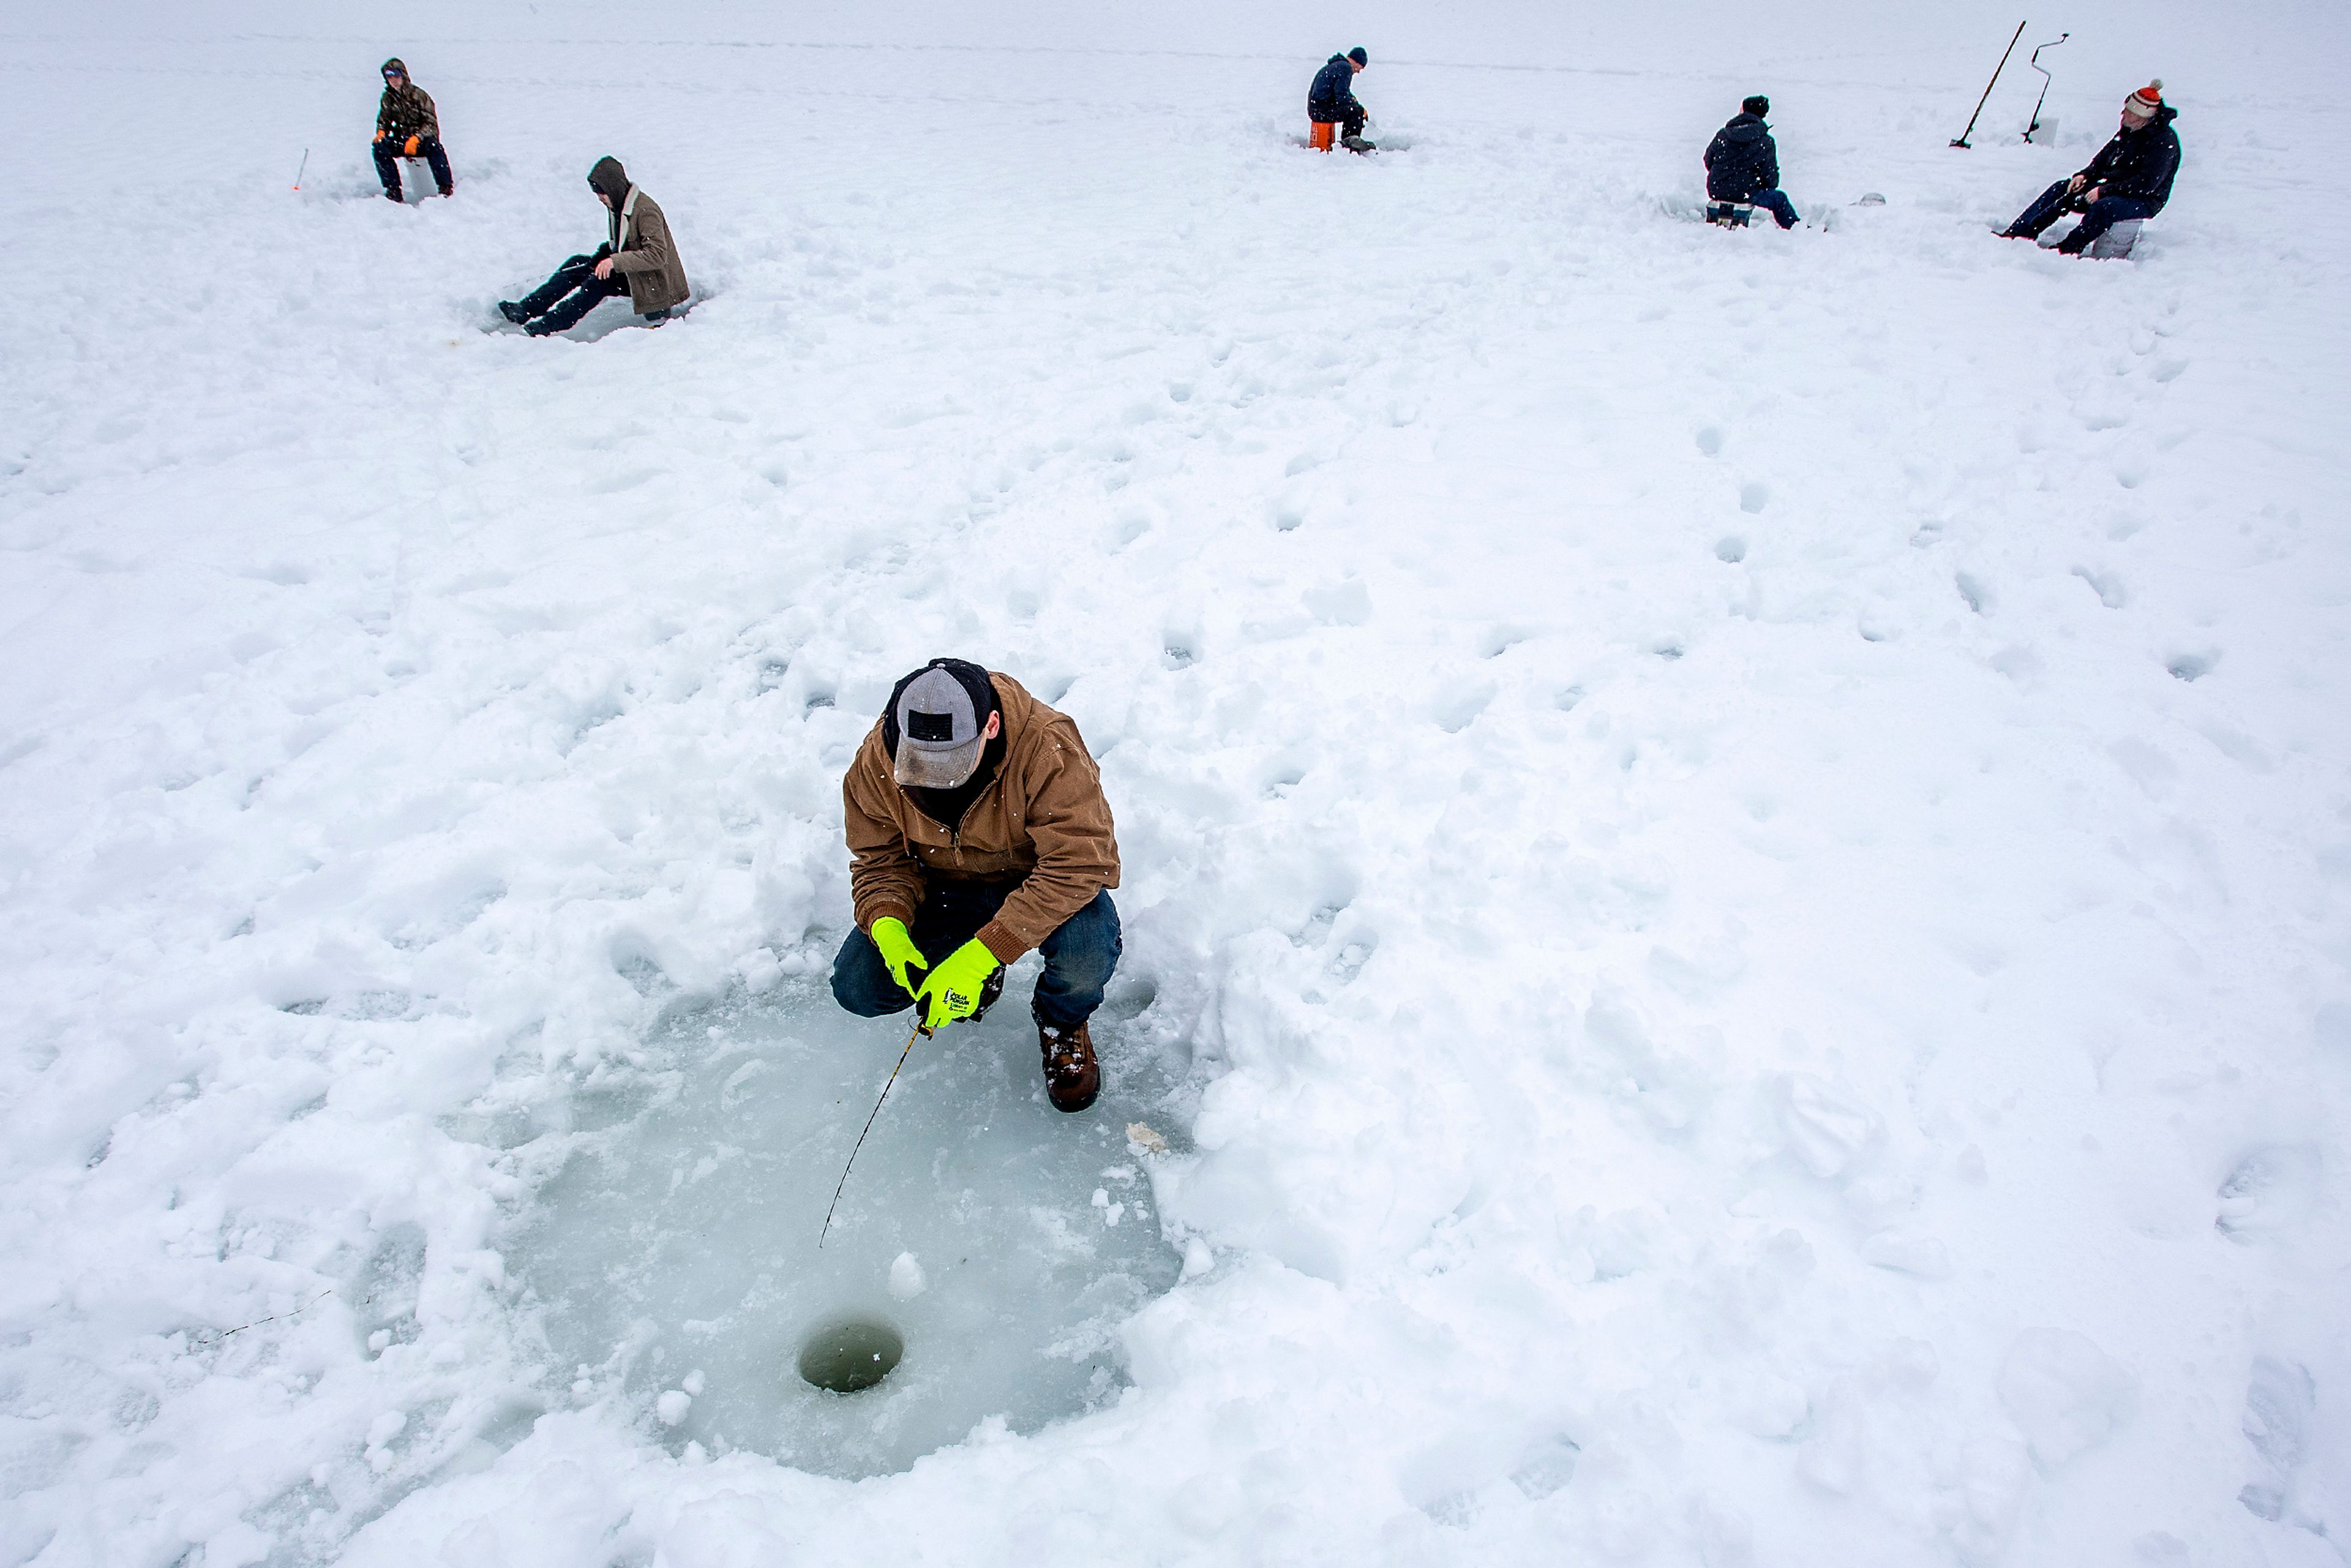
[832,658,1122,1112]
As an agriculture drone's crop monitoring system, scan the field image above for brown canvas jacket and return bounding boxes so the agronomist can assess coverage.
[607,188,691,314]
[844,673,1120,963]
[376,79,439,143]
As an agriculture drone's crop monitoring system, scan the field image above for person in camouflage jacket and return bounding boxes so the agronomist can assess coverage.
[372,58,453,201]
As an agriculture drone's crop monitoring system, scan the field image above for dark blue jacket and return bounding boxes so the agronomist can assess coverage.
[2078,103,2181,212]
[1308,55,1362,121]
[1704,113,1780,201]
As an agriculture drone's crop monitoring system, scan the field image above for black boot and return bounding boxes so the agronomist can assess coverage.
[2054,227,2093,256]
[498,301,530,324]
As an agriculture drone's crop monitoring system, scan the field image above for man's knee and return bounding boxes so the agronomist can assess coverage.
[2075,198,2140,238]
[831,931,910,1017]
[1042,893,1122,986]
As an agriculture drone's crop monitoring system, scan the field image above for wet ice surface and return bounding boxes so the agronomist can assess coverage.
[507,978,1182,1479]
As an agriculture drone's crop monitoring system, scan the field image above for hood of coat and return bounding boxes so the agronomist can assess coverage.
[1719,112,1770,142]
[587,156,631,203]
[380,57,408,79]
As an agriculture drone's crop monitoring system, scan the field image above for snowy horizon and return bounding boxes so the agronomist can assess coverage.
[4,1,2347,1564]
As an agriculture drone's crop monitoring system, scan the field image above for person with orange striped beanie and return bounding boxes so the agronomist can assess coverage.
[1999,80,2181,254]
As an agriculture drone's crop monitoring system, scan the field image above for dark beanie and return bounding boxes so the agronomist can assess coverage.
[1348,47,1368,66]
[587,156,629,199]
[1742,94,1769,116]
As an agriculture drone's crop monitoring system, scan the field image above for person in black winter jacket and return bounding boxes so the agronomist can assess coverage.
[1703,96,1798,228]
[2001,81,2180,254]
[1308,48,1370,146]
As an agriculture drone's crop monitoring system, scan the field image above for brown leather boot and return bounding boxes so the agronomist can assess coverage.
[1037,1016,1100,1112]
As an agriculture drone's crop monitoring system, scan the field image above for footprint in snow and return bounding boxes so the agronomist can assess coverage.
[2071,566,2128,608]
[1479,625,1529,659]
[2239,1357,2320,1525]
[1430,679,1495,733]
[2215,1146,2319,1241]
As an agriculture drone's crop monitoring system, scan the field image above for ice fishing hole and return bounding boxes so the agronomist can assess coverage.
[798,1316,904,1394]
[504,978,1183,1479]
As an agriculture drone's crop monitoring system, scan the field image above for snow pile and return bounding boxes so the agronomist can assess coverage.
[3,0,2349,1564]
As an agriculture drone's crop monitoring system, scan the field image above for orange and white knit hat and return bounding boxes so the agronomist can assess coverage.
[2124,80,2164,117]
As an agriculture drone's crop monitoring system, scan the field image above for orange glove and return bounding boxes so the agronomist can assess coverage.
[373,130,384,143]
[403,135,421,156]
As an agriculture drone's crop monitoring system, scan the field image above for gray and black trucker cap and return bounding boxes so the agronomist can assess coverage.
[892,665,986,787]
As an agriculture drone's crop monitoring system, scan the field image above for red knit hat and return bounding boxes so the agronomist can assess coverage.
[2124,80,2164,117]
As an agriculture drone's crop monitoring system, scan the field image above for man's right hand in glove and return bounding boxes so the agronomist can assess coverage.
[869,917,929,998]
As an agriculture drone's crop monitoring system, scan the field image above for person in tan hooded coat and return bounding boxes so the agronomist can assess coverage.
[499,156,690,336]
[832,659,1122,1112]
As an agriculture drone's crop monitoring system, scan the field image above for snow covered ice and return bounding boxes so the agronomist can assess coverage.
[4,0,2350,1564]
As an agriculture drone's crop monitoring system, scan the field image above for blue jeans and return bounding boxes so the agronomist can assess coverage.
[1712,189,1799,229]
[1752,189,1799,229]
[372,135,452,197]
[831,882,1120,1030]
[2008,179,2156,242]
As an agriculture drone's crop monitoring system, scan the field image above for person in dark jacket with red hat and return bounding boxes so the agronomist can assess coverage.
[1704,96,1799,228]
[2000,80,2180,254]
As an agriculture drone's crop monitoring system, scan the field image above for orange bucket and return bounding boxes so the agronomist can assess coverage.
[1310,122,1336,152]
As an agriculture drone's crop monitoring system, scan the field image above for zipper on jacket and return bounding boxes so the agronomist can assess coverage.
[948,775,1002,856]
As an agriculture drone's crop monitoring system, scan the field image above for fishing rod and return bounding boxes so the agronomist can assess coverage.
[1951,20,2028,148]
[818,1014,931,1247]
[2023,33,2069,143]
[293,148,309,191]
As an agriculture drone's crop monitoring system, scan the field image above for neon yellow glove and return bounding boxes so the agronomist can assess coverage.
[915,938,1000,1031]
[869,917,928,998]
